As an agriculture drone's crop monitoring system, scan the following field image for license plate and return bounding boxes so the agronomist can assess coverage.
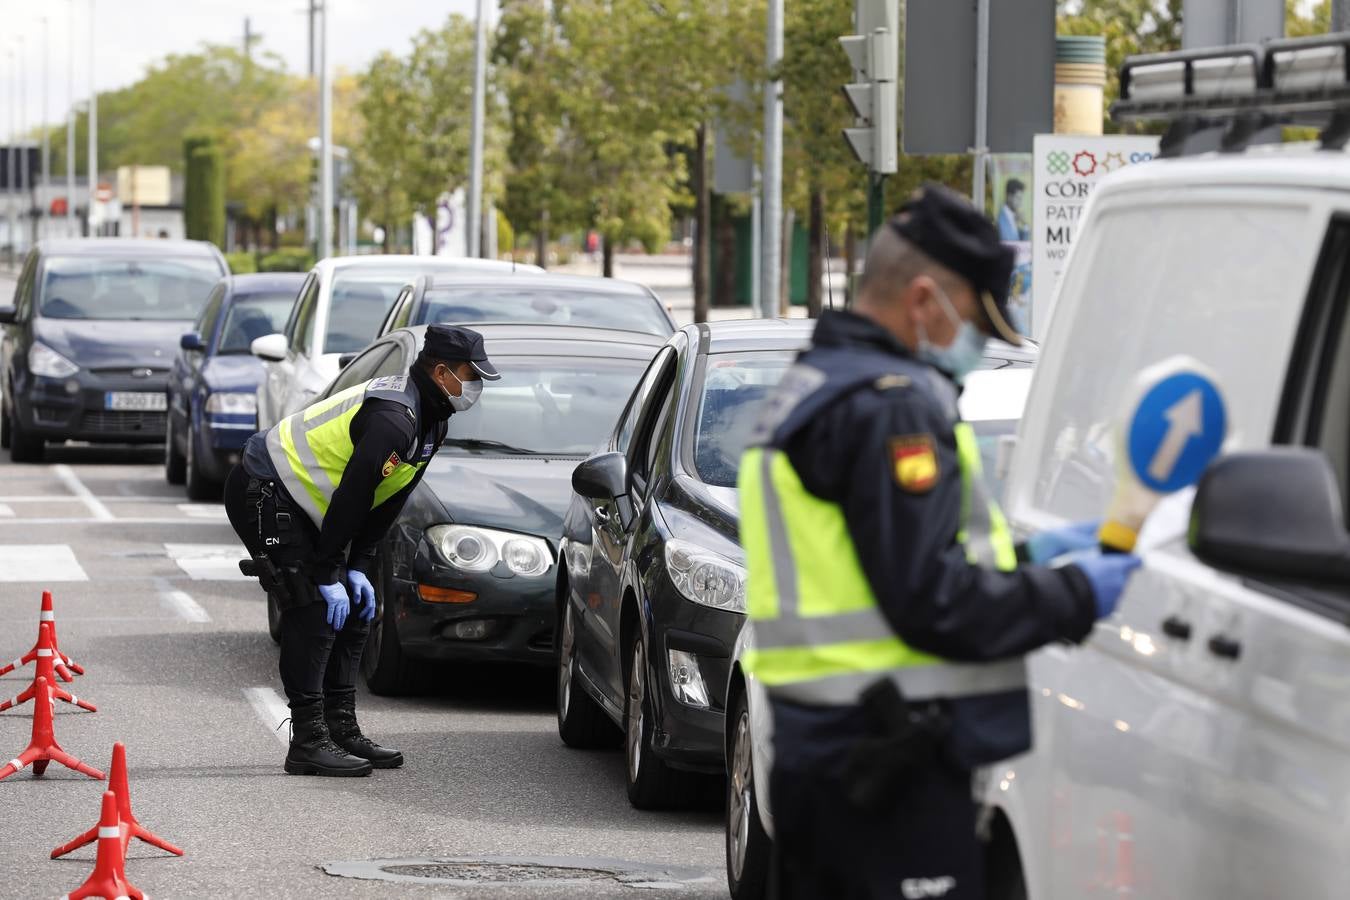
[105,392,167,412]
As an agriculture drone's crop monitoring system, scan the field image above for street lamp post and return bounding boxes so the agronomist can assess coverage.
[16,36,29,252]
[761,0,784,319]
[467,0,488,259]
[87,0,98,238]
[6,48,16,267]
[41,16,50,241]
[66,0,76,234]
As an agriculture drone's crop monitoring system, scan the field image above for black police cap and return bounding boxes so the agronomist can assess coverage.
[420,324,500,380]
[888,183,1022,346]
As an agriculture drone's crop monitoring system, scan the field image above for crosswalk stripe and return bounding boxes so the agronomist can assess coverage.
[164,543,250,581]
[0,545,89,582]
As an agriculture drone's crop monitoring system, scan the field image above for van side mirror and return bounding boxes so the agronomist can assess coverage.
[337,352,359,370]
[250,333,289,363]
[1190,448,1350,583]
[180,332,205,352]
[572,451,628,501]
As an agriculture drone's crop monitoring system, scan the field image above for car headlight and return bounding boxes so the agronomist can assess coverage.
[205,392,258,415]
[29,342,79,378]
[664,539,746,612]
[427,524,553,577]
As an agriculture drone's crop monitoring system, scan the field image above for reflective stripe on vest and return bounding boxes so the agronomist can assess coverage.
[265,380,425,529]
[740,434,1024,706]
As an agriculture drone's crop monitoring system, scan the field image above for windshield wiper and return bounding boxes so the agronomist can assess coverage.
[443,437,538,455]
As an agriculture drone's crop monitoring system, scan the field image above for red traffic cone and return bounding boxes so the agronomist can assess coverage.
[53,742,183,859]
[0,623,95,713]
[0,676,104,782]
[60,791,145,900]
[0,591,81,680]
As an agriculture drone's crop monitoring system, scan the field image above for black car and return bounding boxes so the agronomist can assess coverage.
[284,323,666,692]
[0,239,228,461]
[377,272,676,339]
[166,273,305,499]
[556,319,816,809]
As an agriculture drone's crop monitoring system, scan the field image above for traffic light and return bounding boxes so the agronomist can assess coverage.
[840,0,899,175]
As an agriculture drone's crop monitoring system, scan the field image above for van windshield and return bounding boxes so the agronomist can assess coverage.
[40,256,222,321]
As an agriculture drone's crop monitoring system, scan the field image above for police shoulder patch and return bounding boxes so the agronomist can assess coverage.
[890,434,938,493]
[381,451,401,478]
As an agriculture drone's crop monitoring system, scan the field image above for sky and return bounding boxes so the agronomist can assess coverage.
[2,0,483,133]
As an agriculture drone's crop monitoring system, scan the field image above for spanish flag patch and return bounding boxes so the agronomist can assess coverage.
[381,452,401,478]
[890,435,938,493]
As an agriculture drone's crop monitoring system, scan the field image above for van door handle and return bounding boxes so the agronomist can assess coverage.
[1207,634,1242,660]
[1161,616,1192,641]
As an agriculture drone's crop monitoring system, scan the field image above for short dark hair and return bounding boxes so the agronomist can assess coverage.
[1006,178,1025,196]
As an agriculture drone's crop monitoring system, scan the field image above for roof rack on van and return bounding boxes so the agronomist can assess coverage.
[1112,32,1350,157]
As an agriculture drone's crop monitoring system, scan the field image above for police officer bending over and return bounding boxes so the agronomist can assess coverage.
[224,324,498,777]
[739,186,1140,898]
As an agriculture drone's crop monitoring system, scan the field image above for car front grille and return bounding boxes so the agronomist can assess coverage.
[84,410,167,435]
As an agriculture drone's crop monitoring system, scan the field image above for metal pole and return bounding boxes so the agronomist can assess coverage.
[750,167,762,312]
[318,0,333,261]
[87,0,98,238]
[1336,0,1350,32]
[66,0,75,234]
[972,0,989,211]
[467,0,487,259]
[7,50,16,267]
[41,17,50,241]
[17,36,29,253]
[761,0,784,319]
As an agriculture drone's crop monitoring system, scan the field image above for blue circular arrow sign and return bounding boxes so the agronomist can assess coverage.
[1126,372,1227,494]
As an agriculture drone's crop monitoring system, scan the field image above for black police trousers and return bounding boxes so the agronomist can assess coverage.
[223,465,369,713]
[768,758,983,900]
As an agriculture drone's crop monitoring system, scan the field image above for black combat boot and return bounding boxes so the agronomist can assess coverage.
[324,693,404,769]
[284,702,373,777]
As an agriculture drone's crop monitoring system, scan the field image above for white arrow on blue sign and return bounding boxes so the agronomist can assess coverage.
[1126,371,1227,494]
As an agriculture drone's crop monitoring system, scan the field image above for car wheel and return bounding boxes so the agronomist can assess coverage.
[165,416,186,485]
[726,681,770,900]
[184,427,220,501]
[362,553,414,695]
[624,629,683,809]
[266,590,282,645]
[556,600,622,749]
[9,407,44,463]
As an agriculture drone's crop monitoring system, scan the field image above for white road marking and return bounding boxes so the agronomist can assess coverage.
[245,686,292,747]
[164,543,250,581]
[50,465,114,521]
[0,545,89,582]
[0,504,13,517]
[177,504,228,519]
[160,589,211,623]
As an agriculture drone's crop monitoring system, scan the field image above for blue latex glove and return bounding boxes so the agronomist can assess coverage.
[318,582,350,631]
[346,569,376,623]
[1069,552,1143,619]
[1027,519,1102,564]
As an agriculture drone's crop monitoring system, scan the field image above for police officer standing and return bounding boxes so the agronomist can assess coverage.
[739,186,1140,898]
[224,324,499,777]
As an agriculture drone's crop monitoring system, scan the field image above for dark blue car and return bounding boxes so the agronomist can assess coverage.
[166,273,305,499]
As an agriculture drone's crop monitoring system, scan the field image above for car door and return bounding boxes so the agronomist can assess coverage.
[577,345,677,708]
[266,273,318,426]
[174,283,224,438]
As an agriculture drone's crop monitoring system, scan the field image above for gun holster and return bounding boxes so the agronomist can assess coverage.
[242,478,308,612]
[842,678,951,813]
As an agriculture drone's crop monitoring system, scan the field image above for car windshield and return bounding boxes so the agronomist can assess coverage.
[414,287,671,336]
[218,293,296,354]
[39,255,221,321]
[693,351,796,488]
[443,356,648,456]
[326,268,432,354]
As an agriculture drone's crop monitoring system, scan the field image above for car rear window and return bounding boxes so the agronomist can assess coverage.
[39,255,221,321]
[414,288,673,336]
[218,293,297,354]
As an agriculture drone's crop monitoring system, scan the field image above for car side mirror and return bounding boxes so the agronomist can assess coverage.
[180,332,205,352]
[0,307,16,325]
[1190,447,1350,583]
[572,451,628,501]
[250,332,289,363]
[337,352,358,370]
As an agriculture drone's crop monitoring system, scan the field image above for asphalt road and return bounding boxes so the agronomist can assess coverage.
[0,450,727,897]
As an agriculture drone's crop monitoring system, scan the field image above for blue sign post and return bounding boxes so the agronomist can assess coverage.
[1126,371,1227,494]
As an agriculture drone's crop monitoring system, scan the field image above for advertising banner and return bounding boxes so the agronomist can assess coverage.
[1031,134,1160,341]
[989,154,1033,336]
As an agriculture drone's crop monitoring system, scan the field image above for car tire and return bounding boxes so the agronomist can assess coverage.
[266,590,282,645]
[556,600,622,750]
[624,628,684,810]
[9,408,44,463]
[165,417,186,485]
[726,680,771,900]
[362,553,414,695]
[184,427,220,501]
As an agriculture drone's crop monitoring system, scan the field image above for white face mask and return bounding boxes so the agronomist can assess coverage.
[442,367,482,412]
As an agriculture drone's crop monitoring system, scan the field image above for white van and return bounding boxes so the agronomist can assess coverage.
[982,38,1350,900]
